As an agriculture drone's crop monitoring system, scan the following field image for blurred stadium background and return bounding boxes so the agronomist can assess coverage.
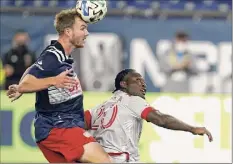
[0,0,232,163]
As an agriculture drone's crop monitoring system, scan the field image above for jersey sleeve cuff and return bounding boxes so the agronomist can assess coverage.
[141,107,154,120]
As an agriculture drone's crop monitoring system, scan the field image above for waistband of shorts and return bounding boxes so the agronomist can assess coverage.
[108,152,129,162]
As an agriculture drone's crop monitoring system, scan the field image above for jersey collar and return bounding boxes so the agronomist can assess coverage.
[50,40,68,60]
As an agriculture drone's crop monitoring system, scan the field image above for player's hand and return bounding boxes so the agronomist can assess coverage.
[6,84,23,102]
[191,127,213,142]
[54,69,77,89]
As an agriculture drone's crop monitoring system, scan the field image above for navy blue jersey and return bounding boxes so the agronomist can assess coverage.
[28,40,84,142]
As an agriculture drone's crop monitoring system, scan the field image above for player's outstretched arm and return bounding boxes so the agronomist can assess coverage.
[146,109,213,142]
[18,69,76,93]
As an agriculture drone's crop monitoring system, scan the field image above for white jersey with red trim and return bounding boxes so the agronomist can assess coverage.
[86,91,153,162]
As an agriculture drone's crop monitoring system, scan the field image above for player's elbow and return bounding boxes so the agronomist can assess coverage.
[18,74,37,93]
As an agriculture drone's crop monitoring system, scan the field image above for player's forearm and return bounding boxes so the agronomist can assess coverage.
[147,110,195,133]
[156,114,194,133]
[18,74,56,93]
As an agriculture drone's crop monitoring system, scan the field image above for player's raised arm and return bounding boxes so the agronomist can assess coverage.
[18,69,76,93]
[146,109,213,142]
[18,50,77,93]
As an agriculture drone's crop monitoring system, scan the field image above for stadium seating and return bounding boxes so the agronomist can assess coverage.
[1,0,232,12]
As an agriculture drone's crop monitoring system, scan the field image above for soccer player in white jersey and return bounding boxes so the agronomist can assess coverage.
[84,69,213,163]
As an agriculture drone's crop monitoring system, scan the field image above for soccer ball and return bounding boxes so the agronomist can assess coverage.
[76,0,107,24]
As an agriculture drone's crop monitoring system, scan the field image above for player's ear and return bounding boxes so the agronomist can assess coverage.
[120,81,127,89]
[65,28,71,37]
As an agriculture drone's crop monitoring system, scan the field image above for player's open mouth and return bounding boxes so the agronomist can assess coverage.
[141,88,146,95]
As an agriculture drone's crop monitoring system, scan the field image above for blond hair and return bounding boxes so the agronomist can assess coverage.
[54,8,82,35]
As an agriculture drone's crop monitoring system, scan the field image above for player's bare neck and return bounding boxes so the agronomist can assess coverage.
[57,37,73,57]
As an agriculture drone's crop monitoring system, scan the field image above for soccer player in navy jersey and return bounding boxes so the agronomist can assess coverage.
[6,9,112,163]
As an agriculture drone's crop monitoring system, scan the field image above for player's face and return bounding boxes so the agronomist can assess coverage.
[13,32,30,47]
[69,17,89,48]
[125,72,147,99]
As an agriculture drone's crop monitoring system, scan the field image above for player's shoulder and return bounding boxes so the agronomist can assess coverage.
[41,45,67,63]
[127,95,149,108]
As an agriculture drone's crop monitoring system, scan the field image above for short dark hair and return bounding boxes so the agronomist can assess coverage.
[113,69,135,93]
[13,29,28,37]
[175,31,189,40]
[15,29,27,34]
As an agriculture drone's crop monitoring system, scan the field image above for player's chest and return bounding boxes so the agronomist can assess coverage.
[48,63,83,104]
[54,62,73,75]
